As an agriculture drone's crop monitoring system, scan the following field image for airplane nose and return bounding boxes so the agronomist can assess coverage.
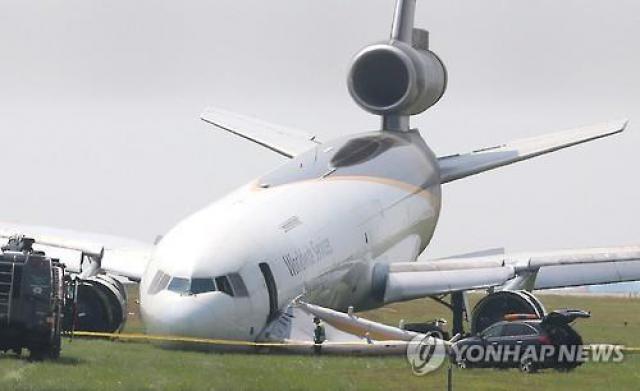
[142,291,253,341]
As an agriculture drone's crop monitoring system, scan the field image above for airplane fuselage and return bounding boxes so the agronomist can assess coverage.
[140,129,442,340]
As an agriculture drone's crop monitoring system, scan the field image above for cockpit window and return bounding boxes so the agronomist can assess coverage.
[167,277,190,294]
[228,273,248,297]
[215,276,234,297]
[191,278,216,295]
[152,272,248,297]
[148,270,171,295]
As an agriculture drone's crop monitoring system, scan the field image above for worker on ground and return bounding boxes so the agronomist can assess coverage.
[313,316,326,354]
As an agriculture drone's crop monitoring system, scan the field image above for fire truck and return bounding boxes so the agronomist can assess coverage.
[0,236,68,360]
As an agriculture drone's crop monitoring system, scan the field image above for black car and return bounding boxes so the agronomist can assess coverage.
[451,309,590,373]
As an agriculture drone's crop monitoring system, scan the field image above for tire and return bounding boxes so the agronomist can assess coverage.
[48,342,61,360]
[49,328,61,359]
[519,357,538,374]
[29,348,45,362]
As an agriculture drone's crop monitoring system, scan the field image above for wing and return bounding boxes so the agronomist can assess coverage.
[380,245,640,304]
[438,119,628,184]
[0,221,153,280]
[200,107,322,158]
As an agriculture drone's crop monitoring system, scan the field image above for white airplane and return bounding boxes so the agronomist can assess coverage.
[1,0,639,349]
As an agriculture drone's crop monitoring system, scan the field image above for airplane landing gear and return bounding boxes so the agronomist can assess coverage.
[451,292,465,336]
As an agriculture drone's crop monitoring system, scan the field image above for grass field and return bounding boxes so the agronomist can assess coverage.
[1,293,639,391]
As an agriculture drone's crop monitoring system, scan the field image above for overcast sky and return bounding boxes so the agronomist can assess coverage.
[0,0,638,258]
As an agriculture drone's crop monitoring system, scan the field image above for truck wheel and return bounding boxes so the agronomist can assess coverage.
[29,349,46,362]
[49,343,61,359]
[49,330,61,359]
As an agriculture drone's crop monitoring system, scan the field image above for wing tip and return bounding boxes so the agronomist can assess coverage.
[621,118,630,131]
[609,118,629,134]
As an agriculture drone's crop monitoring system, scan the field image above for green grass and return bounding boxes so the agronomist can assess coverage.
[1,293,639,391]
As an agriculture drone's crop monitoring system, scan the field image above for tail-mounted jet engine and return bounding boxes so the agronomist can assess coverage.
[471,290,546,334]
[347,1,446,130]
[73,274,128,333]
[347,35,447,117]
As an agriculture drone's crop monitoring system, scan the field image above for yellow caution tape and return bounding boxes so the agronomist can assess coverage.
[67,331,640,353]
[69,331,308,347]
[68,331,407,348]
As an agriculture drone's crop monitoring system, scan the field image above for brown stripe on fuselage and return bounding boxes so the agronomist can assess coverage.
[322,175,437,201]
[250,174,438,203]
[249,131,442,199]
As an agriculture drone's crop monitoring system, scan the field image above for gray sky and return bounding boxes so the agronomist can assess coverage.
[0,0,638,258]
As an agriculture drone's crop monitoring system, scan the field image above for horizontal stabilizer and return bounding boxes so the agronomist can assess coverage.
[201,108,321,158]
[438,119,628,183]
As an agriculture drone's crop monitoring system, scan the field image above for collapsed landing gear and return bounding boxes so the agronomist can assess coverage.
[451,292,465,337]
[428,291,469,337]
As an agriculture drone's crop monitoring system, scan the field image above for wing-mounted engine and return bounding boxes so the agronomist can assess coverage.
[471,290,546,334]
[72,274,128,333]
[347,0,447,131]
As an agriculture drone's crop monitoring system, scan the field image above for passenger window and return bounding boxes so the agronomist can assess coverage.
[191,278,216,294]
[167,277,190,294]
[502,324,537,337]
[215,276,234,296]
[501,324,519,336]
[513,324,537,336]
[482,324,503,338]
[228,273,248,297]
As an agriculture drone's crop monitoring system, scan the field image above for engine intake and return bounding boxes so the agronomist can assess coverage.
[347,40,446,117]
[471,290,546,334]
[73,275,128,333]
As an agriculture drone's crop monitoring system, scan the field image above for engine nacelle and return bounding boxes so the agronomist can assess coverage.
[471,290,546,334]
[74,275,128,333]
[347,40,447,117]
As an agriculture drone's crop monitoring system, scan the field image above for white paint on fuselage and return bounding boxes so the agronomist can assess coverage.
[140,141,440,341]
